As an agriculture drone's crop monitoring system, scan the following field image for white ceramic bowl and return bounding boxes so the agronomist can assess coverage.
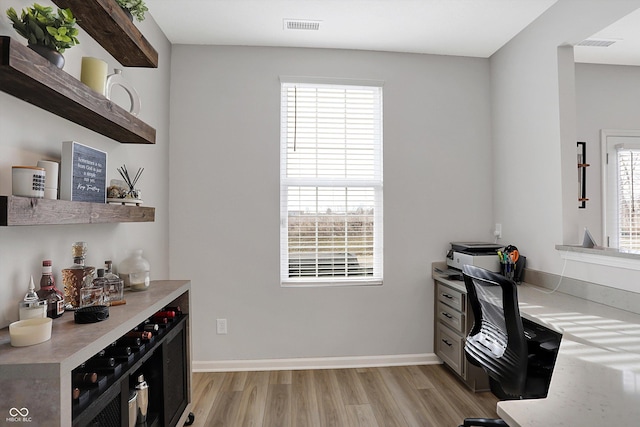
[9,317,52,347]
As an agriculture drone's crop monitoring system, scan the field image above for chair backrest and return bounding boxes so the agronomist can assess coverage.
[462,264,528,398]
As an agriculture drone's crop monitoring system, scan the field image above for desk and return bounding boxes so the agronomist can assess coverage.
[433,269,640,426]
[498,283,640,426]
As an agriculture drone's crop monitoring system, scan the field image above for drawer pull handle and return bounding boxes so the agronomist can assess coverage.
[442,293,454,299]
[442,312,453,319]
[441,339,453,347]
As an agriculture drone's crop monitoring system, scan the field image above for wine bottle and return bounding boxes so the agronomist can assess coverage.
[73,372,98,385]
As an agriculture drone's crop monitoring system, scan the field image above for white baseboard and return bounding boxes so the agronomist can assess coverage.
[193,353,440,372]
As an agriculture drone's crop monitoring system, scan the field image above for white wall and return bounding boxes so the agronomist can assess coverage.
[568,62,640,289]
[575,62,640,237]
[491,0,640,290]
[168,46,493,362]
[0,0,172,328]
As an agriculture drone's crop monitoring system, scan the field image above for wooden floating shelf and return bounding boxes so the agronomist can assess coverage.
[51,0,158,68]
[0,196,155,226]
[0,36,156,144]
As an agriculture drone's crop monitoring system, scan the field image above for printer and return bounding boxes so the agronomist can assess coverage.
[446,242,501,273]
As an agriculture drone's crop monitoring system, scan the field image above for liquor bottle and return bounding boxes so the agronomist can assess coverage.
[103,260,124,304]
[37,260,64,318]
[92,269,108,288]
[104,260,118,282]
[79,268,106,307]
[62,242,96,309]
[19,276,47,320]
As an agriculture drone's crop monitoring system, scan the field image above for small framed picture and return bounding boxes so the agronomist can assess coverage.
[60,141,107,203]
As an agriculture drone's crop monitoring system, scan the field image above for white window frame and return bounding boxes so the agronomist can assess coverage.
[280,78,384,287]
[602,129,640,249]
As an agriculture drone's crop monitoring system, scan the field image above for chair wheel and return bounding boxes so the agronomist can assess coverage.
[184,412,195,426]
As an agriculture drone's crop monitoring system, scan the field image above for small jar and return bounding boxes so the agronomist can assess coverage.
[119,250,150,291]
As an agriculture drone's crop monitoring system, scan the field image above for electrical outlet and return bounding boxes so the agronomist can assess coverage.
[494,223,502,239]
[216,318,227,335]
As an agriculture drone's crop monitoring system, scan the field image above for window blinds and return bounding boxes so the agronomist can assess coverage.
[280,82,383,285]
[617,148,640,250]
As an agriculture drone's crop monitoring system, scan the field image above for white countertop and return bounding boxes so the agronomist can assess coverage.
[498,339,640,426]
[433,273,640,426]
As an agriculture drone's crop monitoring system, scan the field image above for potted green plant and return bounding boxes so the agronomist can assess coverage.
[114,0,148,22]
[6,3,79,69]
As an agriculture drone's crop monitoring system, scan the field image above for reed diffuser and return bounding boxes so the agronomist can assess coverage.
[117,165,144,199]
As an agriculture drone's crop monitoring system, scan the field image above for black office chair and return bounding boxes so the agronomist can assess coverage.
[458,265,559,427]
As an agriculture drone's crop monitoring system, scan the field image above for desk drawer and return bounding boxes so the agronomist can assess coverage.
[436,324,464,377]
[436,282,465,312]
[437,301,464,334]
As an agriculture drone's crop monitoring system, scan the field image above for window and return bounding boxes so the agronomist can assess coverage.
[603,131,640,250]
[280,80,383,286]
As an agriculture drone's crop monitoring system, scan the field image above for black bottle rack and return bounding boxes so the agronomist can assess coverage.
[71,308,188,427]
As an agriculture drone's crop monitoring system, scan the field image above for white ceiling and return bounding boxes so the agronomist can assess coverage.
[145,0,640,65]
[574,7,640,66]
[145,0,558,57]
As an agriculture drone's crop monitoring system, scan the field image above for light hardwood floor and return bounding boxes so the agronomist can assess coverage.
[189,364,498,427]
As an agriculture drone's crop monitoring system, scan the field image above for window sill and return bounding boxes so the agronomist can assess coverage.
[281,279,383,287]
[555,245,640,270]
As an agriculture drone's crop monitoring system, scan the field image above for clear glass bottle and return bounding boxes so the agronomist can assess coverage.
[62,242,96,309]
[104,260,124,304]
[119,250,150,291]
[104,261,119,282]
[80,268,106,307]
[37,260,64,318]
[19,275,47,320]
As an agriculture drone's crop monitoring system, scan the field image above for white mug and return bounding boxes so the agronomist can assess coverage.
[12,166,45,198]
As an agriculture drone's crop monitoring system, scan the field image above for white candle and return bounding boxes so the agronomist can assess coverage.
[81,57,108,95]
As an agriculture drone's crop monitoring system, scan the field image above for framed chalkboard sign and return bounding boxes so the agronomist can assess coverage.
[60,141,107,203]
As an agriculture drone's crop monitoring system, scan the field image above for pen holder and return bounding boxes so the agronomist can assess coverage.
[501,256,526,282]
[501,261,515,281]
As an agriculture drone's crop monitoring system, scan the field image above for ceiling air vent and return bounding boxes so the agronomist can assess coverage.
[284,19,321,31]
[577,39,617,47]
